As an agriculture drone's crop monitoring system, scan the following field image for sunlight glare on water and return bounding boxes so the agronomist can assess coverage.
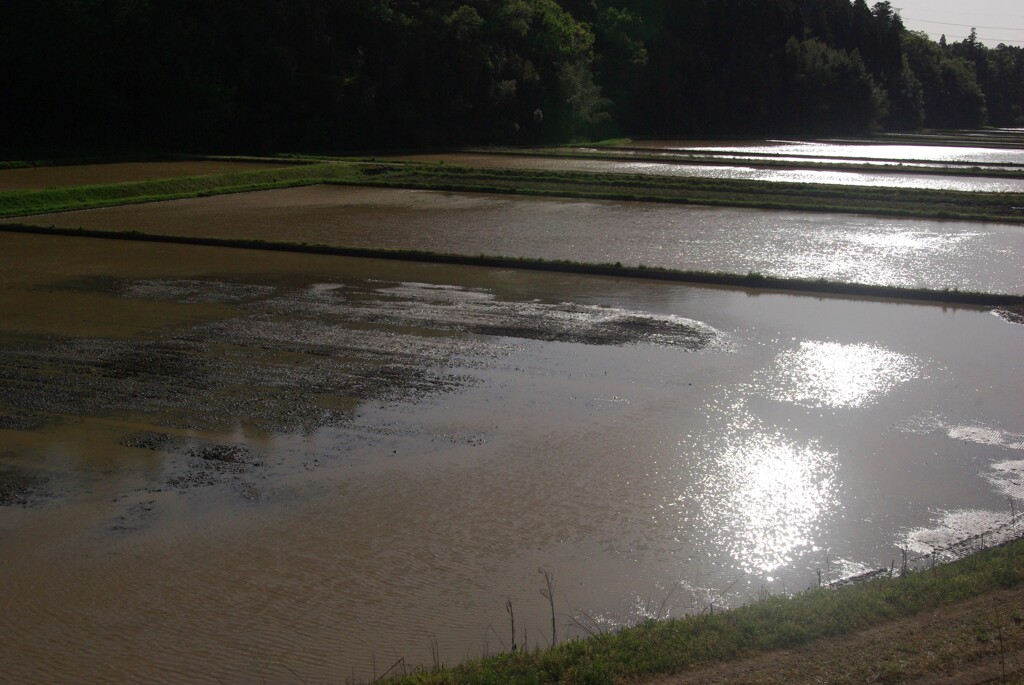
[689,412,838,574]
[849,229,977,251]
[775,223,985,287]
[768,341,921,409]
[670,141,1024,165]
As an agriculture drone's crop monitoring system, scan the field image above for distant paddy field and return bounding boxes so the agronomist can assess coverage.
[14,184,1024,294]
[388,151,1024,193]
[0,160,293,191]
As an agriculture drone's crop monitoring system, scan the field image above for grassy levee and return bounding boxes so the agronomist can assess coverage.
[0,162,359,218]
[385,538,1024,684]
[3,158,1024,224]
[462,146,1024,178]
[335,164,1024,224]
[2,222,1022,306]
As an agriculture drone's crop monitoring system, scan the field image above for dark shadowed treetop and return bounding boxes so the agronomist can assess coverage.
[0,0,1020,154]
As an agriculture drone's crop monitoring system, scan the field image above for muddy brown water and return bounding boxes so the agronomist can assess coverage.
[12,185,1024,295]
[1,233,1022,682]
[0,161,291,190]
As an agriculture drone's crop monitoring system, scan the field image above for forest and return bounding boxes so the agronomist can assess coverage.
[1,0,1022,153]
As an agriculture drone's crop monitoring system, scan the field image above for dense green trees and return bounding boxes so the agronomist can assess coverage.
[0,0,1020,154]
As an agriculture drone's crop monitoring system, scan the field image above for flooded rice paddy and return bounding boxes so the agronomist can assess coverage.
[618,139,1024,166]
[18,185,1024,294]
[393,152,1024,192]
[575,147,1018,172]
[0,160,291,191]
[1,233,1023,682]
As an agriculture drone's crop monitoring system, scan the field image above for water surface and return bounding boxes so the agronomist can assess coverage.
[393,153,1024,192]
[1,233,1022,682]
[15,185,1024,294]
[621,140,1024,166]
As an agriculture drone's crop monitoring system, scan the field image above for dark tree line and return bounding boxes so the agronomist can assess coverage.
[0,0,1021,154]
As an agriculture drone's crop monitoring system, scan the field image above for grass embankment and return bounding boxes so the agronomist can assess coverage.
[3,158,1024,224]
[0,162,357,218]
[870,129,1024,150]
[385,538,1024,684]
[463,145,1024,178]
[345,164,1024,224]
[3,222,1022,307]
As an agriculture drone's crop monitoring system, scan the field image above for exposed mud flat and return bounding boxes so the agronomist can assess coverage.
[0,466,48,506]
[0,410,43,431]
[4,292,717,450]
[164,442,265,492]
[0,275,722,436]
[995,303,1024,325]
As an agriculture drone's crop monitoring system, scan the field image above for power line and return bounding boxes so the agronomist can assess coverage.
[902,16,1024,32]
[926,34,1020,43]
[919,30,1023,45]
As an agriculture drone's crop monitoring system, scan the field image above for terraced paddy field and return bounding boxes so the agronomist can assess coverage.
[14,184,1024,294]
[388,152,1024,192]
[2,141,1023,683]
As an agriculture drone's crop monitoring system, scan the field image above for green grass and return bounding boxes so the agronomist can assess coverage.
[0,162,361,218]
[385,537,1024,684]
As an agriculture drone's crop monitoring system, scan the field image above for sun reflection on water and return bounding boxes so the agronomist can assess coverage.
[687,414,838,574]
[769,341,919,408]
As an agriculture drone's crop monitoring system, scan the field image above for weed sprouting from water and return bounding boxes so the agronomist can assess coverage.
[539,568,557,648]
[379,530,1024,684]
[505,601,516,654]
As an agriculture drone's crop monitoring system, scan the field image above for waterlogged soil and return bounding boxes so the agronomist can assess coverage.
[1,275,716,436]
[0,160,291,190]
[0,465,48,506]
[1,233,1023,683]
[14,185,1024,294]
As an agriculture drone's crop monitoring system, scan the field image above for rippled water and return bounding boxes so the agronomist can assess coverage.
[17,186,1024,294]
[575,148,1018,171]
[393,153,1024,192]
[622,139,1024,165]
[1,233,1022,682]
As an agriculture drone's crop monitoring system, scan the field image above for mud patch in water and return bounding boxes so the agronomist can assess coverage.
[0,466,48,507]
[0,411,44,431]
[896,413,1024,451]
[994,304,1024,325]
[118,279,277,304]
[286,280,724,350]
[110,499,157,532]
[165,442,264,492]
[904,509,1023,564]
[1,277,725,438]
[119,431,183,452]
